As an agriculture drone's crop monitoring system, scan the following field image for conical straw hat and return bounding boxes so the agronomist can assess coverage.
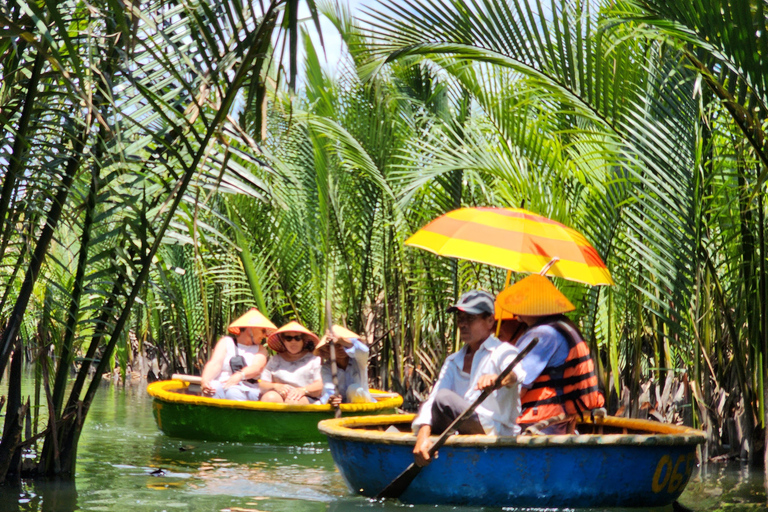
[332,324,362,342]
[313,325,361,355]
[228,307,277,335]
[495,274,575,317]
[267,321,320,353]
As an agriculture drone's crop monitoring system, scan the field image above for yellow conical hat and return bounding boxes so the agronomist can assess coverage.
[228,307,277,335]
[267,321,320,353]
[496,274,575,317]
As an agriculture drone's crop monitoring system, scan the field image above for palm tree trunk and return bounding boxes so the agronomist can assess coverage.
[38,271,125,476]
[51,170,99,414]
[758,189,767,468]
[0,343,27,483]
[0,49,46,268]
[47,8,285,476]
[737,149,758,464]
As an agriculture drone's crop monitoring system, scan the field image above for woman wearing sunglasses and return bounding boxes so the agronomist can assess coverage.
[259,321,322,404]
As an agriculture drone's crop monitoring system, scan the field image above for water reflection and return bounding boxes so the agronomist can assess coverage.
[678,463,767,511]
[0,480,78,512]
[146,437,345,501]
[1,377,766,511]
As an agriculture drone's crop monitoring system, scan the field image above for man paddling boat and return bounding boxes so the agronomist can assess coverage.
[412,290,525,467]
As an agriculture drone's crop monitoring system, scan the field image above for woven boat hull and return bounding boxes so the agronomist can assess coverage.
[318,413,705,507]
[147,379,402,444]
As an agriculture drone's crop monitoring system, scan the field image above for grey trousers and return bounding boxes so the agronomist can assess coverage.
[430,388,485,435]
[211,381,260,401]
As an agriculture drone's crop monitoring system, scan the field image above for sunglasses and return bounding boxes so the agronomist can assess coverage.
[282,335,303,342]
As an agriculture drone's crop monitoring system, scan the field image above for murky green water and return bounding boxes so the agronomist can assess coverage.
[0,381,765,511]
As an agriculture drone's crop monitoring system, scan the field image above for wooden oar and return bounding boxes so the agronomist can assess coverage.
[328,338,341,418]
[324,300,342,418]
[171,373,202,384]
[375,337,539,500]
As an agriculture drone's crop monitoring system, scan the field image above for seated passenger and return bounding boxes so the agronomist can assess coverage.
[496,274,605,434]
[200,308,275,400]
[259,321,322,404]
[314,325,375,406]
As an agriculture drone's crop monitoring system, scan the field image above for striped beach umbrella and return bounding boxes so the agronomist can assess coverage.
[405,207,613,287]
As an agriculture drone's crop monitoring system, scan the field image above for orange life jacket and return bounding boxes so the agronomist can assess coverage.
[517,319,604,425]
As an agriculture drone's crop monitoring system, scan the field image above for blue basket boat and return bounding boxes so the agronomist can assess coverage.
[318,413,706,508]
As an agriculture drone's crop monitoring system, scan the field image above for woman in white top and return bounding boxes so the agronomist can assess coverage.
[200,308,276,401]
[260,321,322,404]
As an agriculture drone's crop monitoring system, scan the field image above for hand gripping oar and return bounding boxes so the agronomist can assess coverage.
[376,337,539,500]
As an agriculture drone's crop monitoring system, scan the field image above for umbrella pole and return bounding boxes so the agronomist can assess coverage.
[539,257,560,275]
[496,270,514,338]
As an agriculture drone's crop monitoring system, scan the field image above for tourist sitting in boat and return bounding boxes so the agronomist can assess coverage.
[412,290,525,467]
[259,321,323,404]
[314,325,375,406]
[200,308,275,400]
[495,274,605,434]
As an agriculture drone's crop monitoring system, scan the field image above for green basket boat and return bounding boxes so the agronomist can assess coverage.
[147,379,403,444]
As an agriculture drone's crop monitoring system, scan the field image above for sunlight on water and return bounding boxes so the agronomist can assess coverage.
[0,379,766,511]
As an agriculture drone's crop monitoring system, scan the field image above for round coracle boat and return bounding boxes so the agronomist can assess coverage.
[318,413,706,508]
[147,379,403,444]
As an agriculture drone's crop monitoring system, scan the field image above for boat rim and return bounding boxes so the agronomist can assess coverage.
[147,379,403,412]
[318,413,707,447]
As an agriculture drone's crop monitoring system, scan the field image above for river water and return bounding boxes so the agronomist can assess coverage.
[0,381,766,511]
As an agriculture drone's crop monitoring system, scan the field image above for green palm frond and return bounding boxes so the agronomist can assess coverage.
[362,0,702,345]
[621,0,768,179]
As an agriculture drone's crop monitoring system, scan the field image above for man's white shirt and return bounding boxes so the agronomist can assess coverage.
[412,335,526,436]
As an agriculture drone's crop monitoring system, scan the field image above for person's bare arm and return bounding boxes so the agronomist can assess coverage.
[500,370,519,387]
[303,378,323,397]
[201,339,229,395]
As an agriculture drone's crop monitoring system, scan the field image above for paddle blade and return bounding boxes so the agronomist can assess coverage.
[375,463,422,500]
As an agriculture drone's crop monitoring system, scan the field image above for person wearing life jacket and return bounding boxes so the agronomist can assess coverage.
[495,274,605,434]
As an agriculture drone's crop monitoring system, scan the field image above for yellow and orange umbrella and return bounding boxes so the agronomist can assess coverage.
[405,207,613,287]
